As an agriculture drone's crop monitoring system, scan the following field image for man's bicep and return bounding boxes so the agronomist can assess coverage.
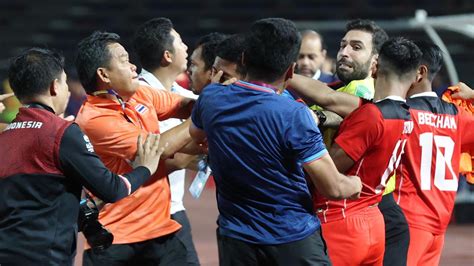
[303,153,341,197]
[189,122,206,144]
[326,91,360,117]
[329,143,355,173]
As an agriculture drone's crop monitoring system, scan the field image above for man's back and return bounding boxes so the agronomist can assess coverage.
[315,99,412,222]
[192,81,326,244]
[397,93,474,234]
[0,107,75,264]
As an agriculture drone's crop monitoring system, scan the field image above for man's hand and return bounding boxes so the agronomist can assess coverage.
[132,134,167,174]
[451,82,474,101]
[211,70,237,85]
[347,175,362,200]
[58,113,75,121]
[0,93,14,114]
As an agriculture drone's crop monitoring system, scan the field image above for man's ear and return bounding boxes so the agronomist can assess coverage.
[370,54,379,75]
[322,49,327,59]
[371,60,378,79]
[162,50,173,66]
[284,62,296,81]
[49,79,59,96]
[417,65,428,83]
[97,68,110,84]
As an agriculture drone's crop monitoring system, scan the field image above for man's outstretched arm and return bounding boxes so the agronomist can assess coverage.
[289,74,360,117]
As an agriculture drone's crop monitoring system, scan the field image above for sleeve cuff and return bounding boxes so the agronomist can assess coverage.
[302,149,328,164]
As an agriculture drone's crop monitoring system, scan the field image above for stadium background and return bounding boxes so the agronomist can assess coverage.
[0,0,472,265]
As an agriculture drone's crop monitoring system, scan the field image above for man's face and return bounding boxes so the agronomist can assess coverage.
[55,71,70,114]
[212,56,243,82]
[104,43,139,98]
[170,29,188,73]
[336,30,376,84]
[296,36,326,78]
[188,46,211,94]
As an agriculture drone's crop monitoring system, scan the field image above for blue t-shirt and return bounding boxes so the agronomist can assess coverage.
[192,81,327,244]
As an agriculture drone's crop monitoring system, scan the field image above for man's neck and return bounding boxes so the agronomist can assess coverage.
[23,96,56,114]
[245,77,285,93]
[151,68,180,91]
[373,78,409,101]
[407,83,432,97]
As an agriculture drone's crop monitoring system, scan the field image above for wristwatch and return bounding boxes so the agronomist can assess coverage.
[314,110,327,126]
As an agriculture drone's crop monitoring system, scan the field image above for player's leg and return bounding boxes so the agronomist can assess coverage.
[417,233,445,266]
[406,227,433,266]
[321,210,373,266]
[379,193,409,266]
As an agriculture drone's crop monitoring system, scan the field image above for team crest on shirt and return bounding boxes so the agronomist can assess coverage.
[135,104,148,114]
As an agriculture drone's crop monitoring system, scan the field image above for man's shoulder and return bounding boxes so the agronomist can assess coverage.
[318,72,338,83]
[172,83,198,99]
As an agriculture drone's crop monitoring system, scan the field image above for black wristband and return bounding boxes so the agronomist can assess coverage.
[314,110,327,126]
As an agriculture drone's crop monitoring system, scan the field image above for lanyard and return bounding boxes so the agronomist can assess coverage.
[92,89,133,123]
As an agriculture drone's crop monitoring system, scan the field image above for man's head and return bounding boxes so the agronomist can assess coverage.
[414,40,443,82]
[188,32,226,94]
[244,18,301,85]
[8,48,69,114]
[213,34,247,82]
[407,40,443,95]
[296,30,327,78]
[133,18,188,74]
[376,37,422,94]
[336,19,388,84]
[75,31,138,99]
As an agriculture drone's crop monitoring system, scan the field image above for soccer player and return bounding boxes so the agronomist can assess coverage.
[191,18,362,265]
[315,37,421,266]
[395,41,474,266]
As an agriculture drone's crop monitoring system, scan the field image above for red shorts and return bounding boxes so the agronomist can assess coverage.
[321,206,385,266]
[407,227,445,266]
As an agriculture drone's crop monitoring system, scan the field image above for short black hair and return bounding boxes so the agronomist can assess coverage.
[377,37,422,78]
[414,40,443,81]
[195,32,227,71]
[75,31,121,94]
[244,18,301,82]
[8,48,64,101]
[346,19,388,54]
[133,17,174,71]
[216,34,247,77]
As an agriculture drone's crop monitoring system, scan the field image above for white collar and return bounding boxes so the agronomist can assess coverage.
[409,91,438,98]
[312,69,321,80]
[375,95,406,103]
[139,68,166,90]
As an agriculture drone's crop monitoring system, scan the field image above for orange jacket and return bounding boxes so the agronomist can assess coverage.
[442,86,474,184]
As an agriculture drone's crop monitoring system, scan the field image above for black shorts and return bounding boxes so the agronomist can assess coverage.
[217,228,331,266]
[379,193,409,266]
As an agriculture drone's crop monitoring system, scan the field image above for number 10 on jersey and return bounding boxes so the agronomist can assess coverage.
[419,132,458,191]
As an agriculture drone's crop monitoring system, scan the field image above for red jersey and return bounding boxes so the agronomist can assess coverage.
[315,98,413,223]
[395,92,474,234]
